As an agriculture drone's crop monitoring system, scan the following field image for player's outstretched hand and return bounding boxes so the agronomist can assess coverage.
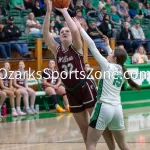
[103,35,109,46]
[72,17,82,30]
[55,7,68,13]
[46,0,52,14]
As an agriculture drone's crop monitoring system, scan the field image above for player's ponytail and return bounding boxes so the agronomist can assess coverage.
[114,48,140,91]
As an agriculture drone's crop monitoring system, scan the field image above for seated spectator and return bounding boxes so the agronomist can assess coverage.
[132,46,148,64]
[0,90,6,119]
[75,8,88,31]
[50,11,55,21]
[98,0,106,9]
[105,0,112,14]
[49,20,59,38]
[116,1,129,19]
[131,20,150,52]
[99,14,117,38]
[0,62,26,116]
[118,45,131,64]
[97,6,107,25]
[0,23,11,59]
[37,0,44,8]
[86,2,98,18]
[3,16,31,58]
[13,61,37,115]
[144,3,150,19]
[32,0,44,17]
[110,6,122,30]
[119,22,133,53]
[25,12,42,34]
[125,15,132,24]
[24,0,33,10]
[0,4,6,17]
[129,0,139,18]
[10,0,25,10]
[135,3,145,19]
[55,15,63,32]
[87,21,109,52]
[42,59,70,113]
[76,0,84,7]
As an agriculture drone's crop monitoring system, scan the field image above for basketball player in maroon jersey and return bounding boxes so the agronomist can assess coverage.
[43,1,115,149]
[0,62,26,116]
[42,59,70,113]
[0,90,6,119]
[13,61,37,115]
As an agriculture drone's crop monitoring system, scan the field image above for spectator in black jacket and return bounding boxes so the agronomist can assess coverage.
[87,21,109,52]
[86,2,98,18]
[32,0,44,17]
[0,4,6,17]
[119,22,133,53]
[24,0,33,10]
[99,14,117,38]
[0,23,11,59]
[3,16,30,58]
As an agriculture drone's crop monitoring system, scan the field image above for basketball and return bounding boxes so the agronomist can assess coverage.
[52,0,71,8]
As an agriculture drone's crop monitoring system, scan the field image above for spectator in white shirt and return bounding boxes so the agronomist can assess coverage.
[131,20,150,52]
[132,46,148,64]
[25,12,42,35]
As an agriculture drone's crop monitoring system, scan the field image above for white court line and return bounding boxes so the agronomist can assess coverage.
[0,143,46,150]
[57,138,83,143]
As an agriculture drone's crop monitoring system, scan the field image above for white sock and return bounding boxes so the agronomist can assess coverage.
[26,107,30,110]
[30,106,34,109]
[65,105,69,108]
[17,107,21,111]
[12,108,16,111]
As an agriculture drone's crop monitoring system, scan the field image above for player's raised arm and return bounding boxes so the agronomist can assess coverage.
[55,8,82,54]
[43,0,58,57]
[73,18,110,70]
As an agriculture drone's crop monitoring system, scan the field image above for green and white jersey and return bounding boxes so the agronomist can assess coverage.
[97,63,124,105]
[80,28,125,106]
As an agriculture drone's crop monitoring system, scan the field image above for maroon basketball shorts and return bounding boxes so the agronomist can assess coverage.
[66,79,97,113]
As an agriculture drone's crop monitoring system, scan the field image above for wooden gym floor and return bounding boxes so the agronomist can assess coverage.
[0,107,150,150]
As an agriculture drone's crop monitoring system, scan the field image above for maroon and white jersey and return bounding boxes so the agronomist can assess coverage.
[1,71,10,88]
[42,69,59,89]
[56,44,86,88]
[16,70,26,87]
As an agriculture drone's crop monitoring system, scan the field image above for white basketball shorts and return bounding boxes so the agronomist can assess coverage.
[89,101,125,130]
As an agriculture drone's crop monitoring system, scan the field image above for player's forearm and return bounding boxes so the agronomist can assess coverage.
[80,28,109,68]
[62,10,78,33]
[107,45,112,54]
[43,12,50,35]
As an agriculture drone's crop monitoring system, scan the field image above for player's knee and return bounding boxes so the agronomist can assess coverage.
[15,91,21,97]
[46,89,56,95]
[118,143,128,150]
[22,91,28,97]
[0,92,6,99]
[57,86,65,95]
[86,137,97,149]
[8,91,14,97]
[79,125,88,135]
[30,90,36,97]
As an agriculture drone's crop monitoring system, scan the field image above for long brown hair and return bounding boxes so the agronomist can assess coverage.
[114,48,140,91]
